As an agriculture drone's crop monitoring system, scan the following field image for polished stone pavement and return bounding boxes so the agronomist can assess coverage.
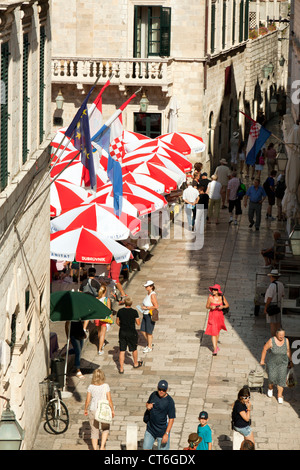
[33,123,300,451]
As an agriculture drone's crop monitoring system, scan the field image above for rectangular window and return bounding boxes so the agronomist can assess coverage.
[1,42,9,191]
[39,26,46,144]
[22,33,30,164]
[239,0,244,43]
[222,1,227,49]
[134,6,171,58]
[232,0,236,44]
[134,113,161,139]
[244,0,249,41]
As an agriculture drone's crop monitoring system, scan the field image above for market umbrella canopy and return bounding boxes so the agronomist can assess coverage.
[50,180,91,217]
[122,130,152,153]
[51,202,141,239]
[50,161,108,189]
[50,290,111,322]
[158,132,206,155]
[50,226,132,263]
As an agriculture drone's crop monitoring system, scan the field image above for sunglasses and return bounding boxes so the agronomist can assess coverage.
[242,396,250,400]
[158,388,167,392]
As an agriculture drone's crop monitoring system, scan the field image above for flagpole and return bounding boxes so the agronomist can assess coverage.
[50,74,111,166]
[92,87,142,141]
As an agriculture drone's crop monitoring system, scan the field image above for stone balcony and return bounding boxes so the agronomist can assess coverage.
[51,57,173,93]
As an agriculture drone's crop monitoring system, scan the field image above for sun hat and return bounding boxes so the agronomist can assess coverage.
[158,380,168,390]
[220,158,228,164]
[188,433,202,445]
[209,284,222,294]
[268,269,281,277]
[144,280,154,287]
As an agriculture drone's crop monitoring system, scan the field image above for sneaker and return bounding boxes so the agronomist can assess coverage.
[249,222,254,228]
[267,389,273,398]
[229,216,233,224]
[143,346,152,353]
[234,220,238,225]
[278,397,283,404]
[98,350,104,356]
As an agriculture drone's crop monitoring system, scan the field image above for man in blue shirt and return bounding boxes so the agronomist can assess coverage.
[244,178,266,231]
[143,380,176,450]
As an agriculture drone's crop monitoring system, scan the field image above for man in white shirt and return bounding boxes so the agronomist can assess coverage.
[264,270,284,336]
[207,175,222,224]
[215,159,231,209]
[182,181,199,230]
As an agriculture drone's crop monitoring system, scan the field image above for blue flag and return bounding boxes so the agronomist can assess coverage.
[64,86,95,139]
[73,105,96,192]
[94,125,123,216]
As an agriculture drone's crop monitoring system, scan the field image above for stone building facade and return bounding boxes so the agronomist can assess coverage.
[0,0,51,449]
[51,0,289,174]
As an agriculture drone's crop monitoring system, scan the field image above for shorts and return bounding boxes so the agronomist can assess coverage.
[231,152,238,164]
[228,199,242,215]
[140,314,155,335]
[119,330,138,352]
[233,425,252,437]
[255,164,263,171]
[267,193,275,206]
[89,410,110,440]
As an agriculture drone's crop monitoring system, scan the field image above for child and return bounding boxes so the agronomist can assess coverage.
[184,433,202,450]
[197,411,212,450]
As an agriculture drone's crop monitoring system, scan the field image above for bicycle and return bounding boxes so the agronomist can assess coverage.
[39,377,69,435]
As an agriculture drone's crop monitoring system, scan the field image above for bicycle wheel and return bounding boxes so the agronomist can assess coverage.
[45,398,69,434]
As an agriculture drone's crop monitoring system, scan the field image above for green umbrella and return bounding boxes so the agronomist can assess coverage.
[50,290,111,322]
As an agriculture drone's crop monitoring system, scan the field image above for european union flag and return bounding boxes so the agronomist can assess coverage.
[74,105,96,192]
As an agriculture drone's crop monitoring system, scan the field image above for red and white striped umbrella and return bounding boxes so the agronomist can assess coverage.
[50,180,91,217]
[122,130,152,153]
[50,202,141,239]
[50,226,132,264]
[122,151,192,174]
[50,127,76,153]
[132,161,185,190]
[86,185,156,217]
[50,160,109,189]
[123,171,167,194]
[121,181,168,211]
[157,132,206,155]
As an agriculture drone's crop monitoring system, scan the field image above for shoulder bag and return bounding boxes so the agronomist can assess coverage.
[222,296,229,315]
[95,399,112,424]
[149,308,159,322]
[266,282,281,316]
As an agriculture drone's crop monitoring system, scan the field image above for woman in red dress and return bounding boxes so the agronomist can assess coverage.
[205,284,229,356]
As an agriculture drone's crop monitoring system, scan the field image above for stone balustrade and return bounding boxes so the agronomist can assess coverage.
[51,57,173,91]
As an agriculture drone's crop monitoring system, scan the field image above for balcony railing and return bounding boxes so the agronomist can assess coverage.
[51,57,173,91]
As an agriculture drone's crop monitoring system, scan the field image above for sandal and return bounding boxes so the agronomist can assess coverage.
[119,294,128,305]
[76,371,84,378]
[133,361,143,369]
[119,370,124,374]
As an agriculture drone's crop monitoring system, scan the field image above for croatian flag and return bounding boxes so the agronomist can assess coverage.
[246,122,271,166]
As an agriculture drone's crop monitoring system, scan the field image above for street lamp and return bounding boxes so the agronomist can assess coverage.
[0,398,25,450]
[55,89,64,110]
[276,146,288,172]
[139,92,149,112]
[270,97,278,113]
[262,63,274,78]
[290,225,300,256]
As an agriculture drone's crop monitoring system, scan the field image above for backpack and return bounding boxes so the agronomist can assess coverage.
[275,179,286,199]
[236,181,246,200]
[82,278,99,297]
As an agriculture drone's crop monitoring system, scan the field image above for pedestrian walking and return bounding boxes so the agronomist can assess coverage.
[254,149,265,179]
[205,284,229,355]
[80,267,101,333]
[182,181,199,231]
[196,411,212,450]
[116,297,142,374]
[95,285,112,356]
[264,269,284,336]
[263,170,277,220]
[207,175,222,224]
[238,140,246,175]
[265,142,277,175]
[244,178,267,231]
[84,368,115,450]
[227,171,242,225]
[215,158,231,209]
[66,320,86,379]
[260,328,293,404]
[143,379,176,450]
[229,131,240,171]
[231,387,255,445]
[140,280,158,353]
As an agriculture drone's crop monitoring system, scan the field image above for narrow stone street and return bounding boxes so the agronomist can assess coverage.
[33,119,300,451]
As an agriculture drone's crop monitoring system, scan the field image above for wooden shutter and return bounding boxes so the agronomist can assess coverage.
[244,0,249,41]
[22,33,30,164]
[39,26,46,144]
[211,2,216,53]
[160,7,171,56]
[1,42,9,191]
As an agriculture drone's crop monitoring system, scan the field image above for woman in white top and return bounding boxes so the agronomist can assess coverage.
[84,368,115,450]
[140,280,158,353]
